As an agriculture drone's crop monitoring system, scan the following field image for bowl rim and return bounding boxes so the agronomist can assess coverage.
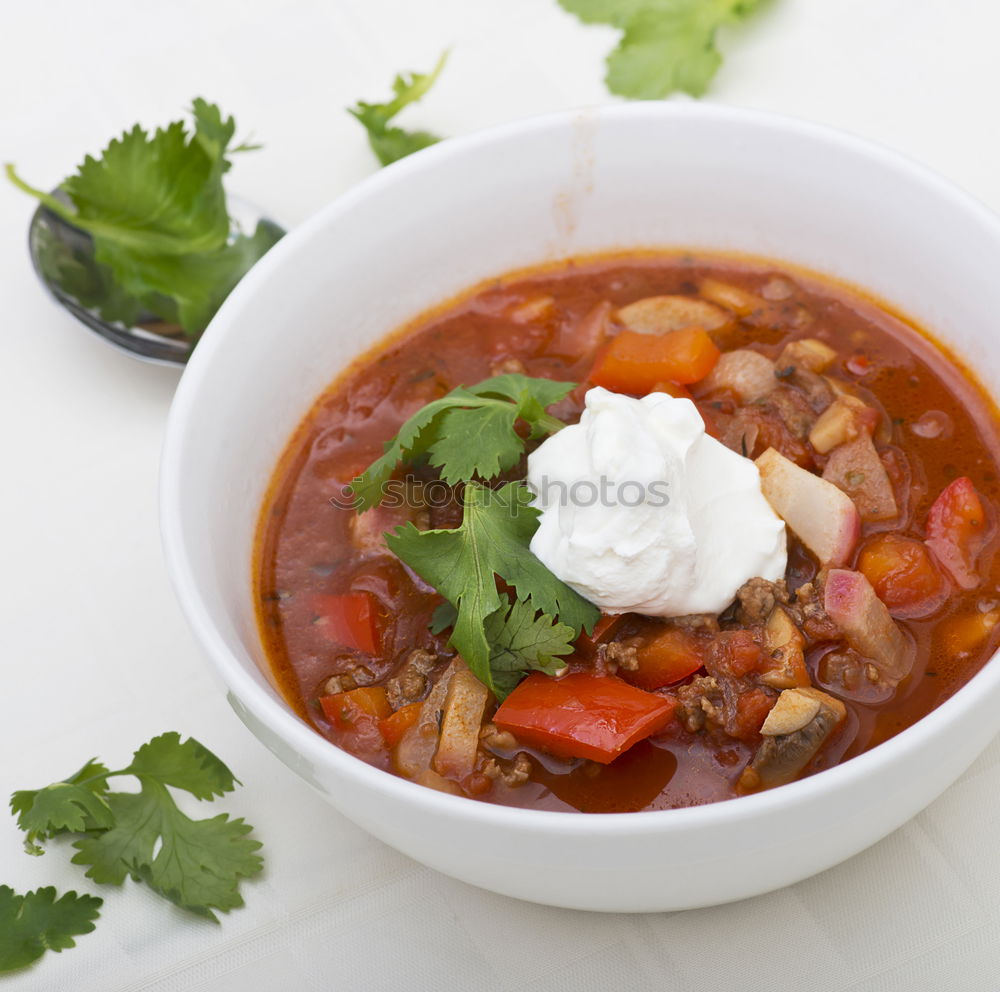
[161,100,1000,834]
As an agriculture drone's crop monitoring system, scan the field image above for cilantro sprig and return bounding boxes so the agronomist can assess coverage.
[349,373,571,510]
[388,482,596,694]
[349,371,598,695]
[6,99,282,338]
[0,886,102,975]
[10,733,263,923]
[558,0,769,98]
[349,52,448,166]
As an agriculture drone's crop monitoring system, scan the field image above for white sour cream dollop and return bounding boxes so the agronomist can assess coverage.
[527,387,787,617]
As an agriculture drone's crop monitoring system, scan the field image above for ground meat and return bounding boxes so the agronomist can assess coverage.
[762,384,818,439]
[321,665,375,695]
[671,613,721,633]
[790,581,841,642]
[601,640,640,673]
[385,649,438,709]
[480,722,519,753]
[786,368,835,412]
[734,578,790,625]
[675,676,724,733]
[482,752,532,787]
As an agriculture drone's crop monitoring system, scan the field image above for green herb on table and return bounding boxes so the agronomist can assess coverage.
[6,99,282,339]
[558,0,769,99]
[349,372,599,696]
[349,52,448,166]
[10,732,263,923]
[0,886,102,975]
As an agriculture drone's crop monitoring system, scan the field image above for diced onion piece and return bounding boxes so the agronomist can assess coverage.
[809,395,878,453]
[697,349,777,402]
[698,278,761,316]
[616,295,730,334]
[776,338,838,373]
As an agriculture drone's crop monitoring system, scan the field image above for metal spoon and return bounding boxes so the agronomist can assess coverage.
[28,194,284,367]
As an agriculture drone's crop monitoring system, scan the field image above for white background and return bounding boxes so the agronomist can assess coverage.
[4,1,1000,989]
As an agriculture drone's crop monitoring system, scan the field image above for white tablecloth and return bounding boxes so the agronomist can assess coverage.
[4,1,1000,989]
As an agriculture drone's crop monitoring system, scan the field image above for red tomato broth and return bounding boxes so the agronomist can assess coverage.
[255,252,1000,813]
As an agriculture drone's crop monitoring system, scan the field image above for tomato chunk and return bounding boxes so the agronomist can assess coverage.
[626,628,704,690]
[589,329,721,394]
[378,701,422,748]
[310,592,381,652]
[925,477,992,589]
[857,532,948,617]
[494,673,676,764]
[319,686,391,757]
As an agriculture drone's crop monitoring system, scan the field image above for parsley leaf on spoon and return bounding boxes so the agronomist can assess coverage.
[6,99,281,338]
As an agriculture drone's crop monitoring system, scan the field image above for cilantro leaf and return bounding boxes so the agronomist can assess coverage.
[349,373,573,509]
[559,0,768,98]
[0,886,102,974]
[349,52,448,166]
[11,760,114,855]
[387,481,598,691]
[6,98,280,338]
[72,785,262,922]
[10,733,263,922]
[485,600,577,698]
[127,732,238,800]
[429,601,458,635]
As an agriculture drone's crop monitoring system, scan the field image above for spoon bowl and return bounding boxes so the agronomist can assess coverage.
[28,194,284,366]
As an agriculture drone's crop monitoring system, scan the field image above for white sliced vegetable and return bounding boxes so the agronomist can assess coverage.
[824,569,912,682]
[698,278,761,316]
[697,349,777,402]
[433,668,490,782]
[809,395,876,453]
[755,447,860,567]
[616,295,729,334]
[776,338,838,373]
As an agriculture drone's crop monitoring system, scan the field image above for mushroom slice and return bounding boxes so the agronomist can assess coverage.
[616,295,730,334]
[760,606,810,689]
[394,658,461,779]
[433,668,490,782]
[741,688,846,791]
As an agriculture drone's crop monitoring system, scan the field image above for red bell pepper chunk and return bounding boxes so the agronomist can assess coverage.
[378,701,422,748]
[494,672,676,764]
[319,686,392,757]
[310,592,381,653]
[574,614,626,657]
[626,628,704,690]
[589,329,720,394]
[925,477,992,590]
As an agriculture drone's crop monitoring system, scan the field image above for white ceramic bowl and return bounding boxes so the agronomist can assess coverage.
[161,103,1000,912]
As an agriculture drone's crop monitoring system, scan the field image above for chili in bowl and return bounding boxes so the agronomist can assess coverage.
[161,103,1000,911]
